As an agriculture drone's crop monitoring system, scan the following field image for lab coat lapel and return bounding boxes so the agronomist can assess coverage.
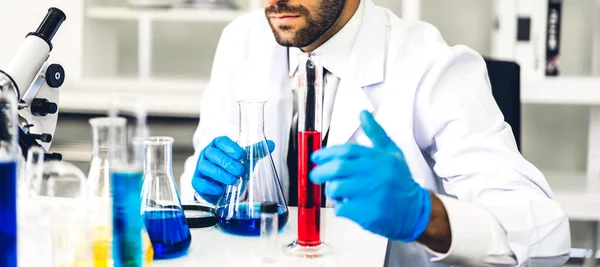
[327,1,386,146]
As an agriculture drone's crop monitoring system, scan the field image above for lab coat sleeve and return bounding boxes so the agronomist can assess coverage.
[413,44,571,266]
[180,22,241,203]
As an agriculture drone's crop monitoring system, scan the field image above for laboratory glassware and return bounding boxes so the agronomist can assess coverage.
[18,147,52,267]
[0,91,18,267]
[285,55,330,257]
[89,117,154,266]
[215,100,289,236]
[142,136,191,259]
[260,202,279,263]
[109,97,149,267]
[38,160,92,266]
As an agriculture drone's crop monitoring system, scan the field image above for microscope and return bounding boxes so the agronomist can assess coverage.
[0,7,66,161]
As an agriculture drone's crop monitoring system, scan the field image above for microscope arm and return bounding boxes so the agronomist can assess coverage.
[0,7,66,160]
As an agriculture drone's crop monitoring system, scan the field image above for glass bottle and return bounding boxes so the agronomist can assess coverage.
[0,91,19,267]
[88,117,154,266]
[215,100,289,236]
[141,136,191,259]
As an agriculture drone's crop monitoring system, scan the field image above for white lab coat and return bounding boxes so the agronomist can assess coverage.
[181,1,571,266]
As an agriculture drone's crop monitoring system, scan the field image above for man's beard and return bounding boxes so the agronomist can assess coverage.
[265,0,346,47]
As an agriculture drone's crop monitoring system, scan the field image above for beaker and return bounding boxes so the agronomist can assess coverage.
[0,91,19,267]
[142,136,191,259]
[109,97,149,267]
[215,100,289,236]
[88,117,123,267]
[37,160,92,267]
[18,147,52,267]
[89,117,154,267]
[285,55,330,257]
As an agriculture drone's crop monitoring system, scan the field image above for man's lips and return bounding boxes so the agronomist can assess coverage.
[269,14,301,22]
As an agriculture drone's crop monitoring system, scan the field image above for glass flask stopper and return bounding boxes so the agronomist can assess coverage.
[215,100,289,236]
[142,136,192,259]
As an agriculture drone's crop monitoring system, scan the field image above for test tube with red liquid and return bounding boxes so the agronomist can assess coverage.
[285,55,330,257]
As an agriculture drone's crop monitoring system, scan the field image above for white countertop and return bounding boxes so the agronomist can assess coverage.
[151,207,388,267]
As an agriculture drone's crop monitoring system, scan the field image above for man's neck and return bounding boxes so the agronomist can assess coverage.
[301,0,360,52]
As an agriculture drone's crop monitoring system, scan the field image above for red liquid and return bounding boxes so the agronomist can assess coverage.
[297,131,322,247]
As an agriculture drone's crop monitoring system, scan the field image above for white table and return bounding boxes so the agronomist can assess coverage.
[152,207,388,267]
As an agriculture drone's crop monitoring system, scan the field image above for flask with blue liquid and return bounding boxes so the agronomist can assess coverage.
[0,91,18,267]
[141,136,191,259]
[215,100,289,236]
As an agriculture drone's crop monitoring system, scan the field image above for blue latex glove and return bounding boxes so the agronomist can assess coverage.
[192,136,275,204]
[310,111,432,242]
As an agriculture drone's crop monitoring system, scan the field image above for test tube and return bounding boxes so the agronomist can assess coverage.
[260,202,279,263]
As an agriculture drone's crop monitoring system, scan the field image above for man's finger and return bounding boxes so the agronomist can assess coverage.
[325,177,367,200]
[310,157,368,184]
[214,136,245,160]
[204,146,245,177]
[311,144,373,164]
[196,160,238,185]
[359,111,394,151]
[246,140,276,159]
[192,175,225,196]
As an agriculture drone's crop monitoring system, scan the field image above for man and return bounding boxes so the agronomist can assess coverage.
[181,0,571,265]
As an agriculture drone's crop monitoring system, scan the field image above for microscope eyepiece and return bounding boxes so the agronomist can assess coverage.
[27,7,67,51]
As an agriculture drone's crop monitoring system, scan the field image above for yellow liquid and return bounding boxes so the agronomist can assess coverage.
[92,226,154,267]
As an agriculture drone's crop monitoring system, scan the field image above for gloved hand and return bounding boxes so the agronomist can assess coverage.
[192,136,275,204]
[310,111,432,242]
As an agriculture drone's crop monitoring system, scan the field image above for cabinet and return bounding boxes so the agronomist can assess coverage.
[60,0,258,117]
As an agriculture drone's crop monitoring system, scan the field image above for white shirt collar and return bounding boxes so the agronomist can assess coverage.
[288,0,365,77]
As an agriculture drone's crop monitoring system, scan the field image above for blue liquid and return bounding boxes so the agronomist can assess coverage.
[143,209,191,259]
[111,171,143,267]
[0,161,16,267]
[216,203,288,236]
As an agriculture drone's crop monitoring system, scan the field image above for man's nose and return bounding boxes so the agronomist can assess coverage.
[264,0,288,8]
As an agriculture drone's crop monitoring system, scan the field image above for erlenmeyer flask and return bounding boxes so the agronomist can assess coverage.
[215,100,289,236]
[142,136,191,259]
[88,117,154,266]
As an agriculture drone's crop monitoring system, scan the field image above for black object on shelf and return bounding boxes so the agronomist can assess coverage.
[545,0,563,76]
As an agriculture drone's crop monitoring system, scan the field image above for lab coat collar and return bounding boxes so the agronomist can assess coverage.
[348,0,386,87]
[288,0,369,81]
[326,0,387,145]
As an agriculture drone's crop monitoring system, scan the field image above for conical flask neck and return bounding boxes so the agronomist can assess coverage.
[238,101,266,144]
[90,117,125,159]
[144,137,174,175]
